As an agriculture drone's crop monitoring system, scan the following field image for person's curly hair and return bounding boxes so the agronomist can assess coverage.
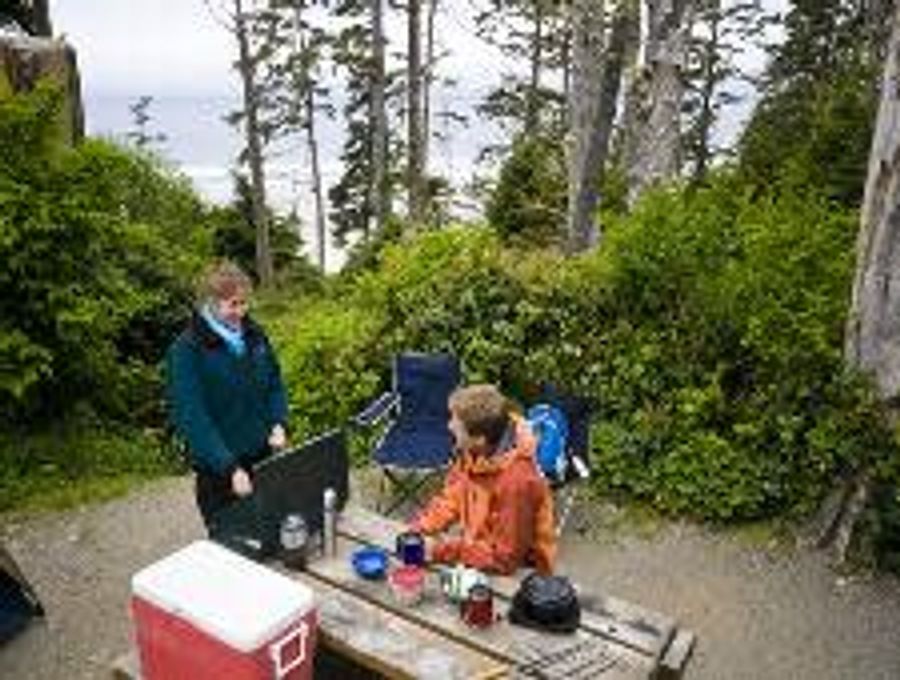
[449,384,511,449]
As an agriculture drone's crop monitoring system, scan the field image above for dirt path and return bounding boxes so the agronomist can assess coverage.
[2,475,900,679]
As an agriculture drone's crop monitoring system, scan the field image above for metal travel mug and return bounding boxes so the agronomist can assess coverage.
[395,531,425,567]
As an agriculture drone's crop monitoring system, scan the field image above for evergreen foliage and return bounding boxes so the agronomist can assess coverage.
[738,0,880,206]
[267,174,898,523]
[208,173,322,290]
[328,0,402,245]
[0,83,211,427]
[486,133,566,246]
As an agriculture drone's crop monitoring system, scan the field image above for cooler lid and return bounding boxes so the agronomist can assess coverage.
[132,540,314,653]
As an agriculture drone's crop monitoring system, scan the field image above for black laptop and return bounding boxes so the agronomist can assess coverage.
[209,428,350,559]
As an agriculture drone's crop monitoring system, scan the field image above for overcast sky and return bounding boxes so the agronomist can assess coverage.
[53,0,243,98]
[46,0,780,269]
[51,0,505,100]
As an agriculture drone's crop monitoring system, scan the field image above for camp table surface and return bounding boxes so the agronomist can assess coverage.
[114,505,691,680]
[307,505,685,680]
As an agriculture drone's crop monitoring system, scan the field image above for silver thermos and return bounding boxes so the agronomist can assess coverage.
[323,487,337,557]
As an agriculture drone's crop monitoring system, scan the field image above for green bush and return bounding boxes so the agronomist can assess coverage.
[192,170,898,523]
[275,174,898,521]
[266,297,383,448]
[0,83,212,426]
[582,175,897,519]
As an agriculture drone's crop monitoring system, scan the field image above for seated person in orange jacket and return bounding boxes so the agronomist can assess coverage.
[409,384,556,575]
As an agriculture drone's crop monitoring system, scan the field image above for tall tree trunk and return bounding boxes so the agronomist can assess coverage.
[295,13,327,272]
[406,0,425,225]
[566,0,632,252]
[370,0,389,238]
[865,0,894,64]
[306,84,326,271]
[31,0,52,36]
[234,0,273,286]
[827,5,900,566]
[691,0,720,185]
[848,5,900,399]
[526,0,545,135]
[560,13,573,128]
[422,0,439,177]
[613,0,642,162]
[626,0,694,205]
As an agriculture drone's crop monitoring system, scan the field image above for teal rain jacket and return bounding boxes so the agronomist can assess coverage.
[165,313,288,476]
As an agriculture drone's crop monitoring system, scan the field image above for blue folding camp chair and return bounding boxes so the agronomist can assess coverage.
[354,352,461,515]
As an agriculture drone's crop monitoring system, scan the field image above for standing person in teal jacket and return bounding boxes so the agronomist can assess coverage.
[165,260,289,531]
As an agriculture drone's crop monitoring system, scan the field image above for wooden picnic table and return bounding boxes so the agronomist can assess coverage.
[311,506,691,680]
[113,505,694,679]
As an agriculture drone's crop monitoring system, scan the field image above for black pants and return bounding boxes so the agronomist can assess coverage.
[194,449,271,533]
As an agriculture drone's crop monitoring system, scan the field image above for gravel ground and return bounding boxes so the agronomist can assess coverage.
[1,475,900,679]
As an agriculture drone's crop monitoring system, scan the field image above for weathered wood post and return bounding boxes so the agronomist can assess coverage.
[0,27,84,145]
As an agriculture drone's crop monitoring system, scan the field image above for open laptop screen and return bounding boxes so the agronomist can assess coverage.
[254,428,350,550]
[209,428,350,558]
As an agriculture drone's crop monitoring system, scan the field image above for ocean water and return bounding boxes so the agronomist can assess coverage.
[84,93,501,271]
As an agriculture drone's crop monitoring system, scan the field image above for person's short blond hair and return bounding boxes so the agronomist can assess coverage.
[449,384,510,448]
[196,259,252,303]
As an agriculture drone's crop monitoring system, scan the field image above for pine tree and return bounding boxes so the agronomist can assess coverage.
[475,0,569,151]
[682,0,763,184]
[329,0,401,246]
[739,0,881,205]
[566,0,633,251]
[623,0,696,205]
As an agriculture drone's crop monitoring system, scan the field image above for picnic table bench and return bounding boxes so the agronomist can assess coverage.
[113,505,694,679]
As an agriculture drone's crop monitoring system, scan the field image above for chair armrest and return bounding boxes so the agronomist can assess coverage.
[571,455,590,480]
[352,391,400,428]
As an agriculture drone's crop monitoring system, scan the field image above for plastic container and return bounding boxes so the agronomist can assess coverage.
[439,565,489,603]
[131,540,317,680]
[389,565,425,607]
[351,547,388,580]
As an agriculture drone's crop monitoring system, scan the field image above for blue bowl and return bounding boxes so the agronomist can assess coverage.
[351,546,388,580]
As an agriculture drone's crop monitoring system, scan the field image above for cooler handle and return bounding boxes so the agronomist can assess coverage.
[269,621,308,679]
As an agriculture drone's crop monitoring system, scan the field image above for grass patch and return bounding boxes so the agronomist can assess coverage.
[0,417,184,514]
[728,518,797,553]
[3,473,164,515]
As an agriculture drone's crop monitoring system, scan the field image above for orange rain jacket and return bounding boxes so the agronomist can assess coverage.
[410,416,556,575]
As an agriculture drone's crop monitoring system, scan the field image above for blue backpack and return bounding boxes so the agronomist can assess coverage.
[526,403,569,481]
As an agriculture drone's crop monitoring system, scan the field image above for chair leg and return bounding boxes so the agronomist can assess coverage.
[380,469,442,517]
[555,487,579,537]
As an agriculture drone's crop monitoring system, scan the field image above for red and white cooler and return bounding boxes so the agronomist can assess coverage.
[131,540,317,680]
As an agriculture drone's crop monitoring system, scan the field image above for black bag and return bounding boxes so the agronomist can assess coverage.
[508,573,581,633]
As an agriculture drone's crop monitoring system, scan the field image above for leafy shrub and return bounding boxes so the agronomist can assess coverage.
[0,83,212,426]
[0,409,182,512]
[284,174,897,521]
[266,298,383,447]
[582,175,897,519]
